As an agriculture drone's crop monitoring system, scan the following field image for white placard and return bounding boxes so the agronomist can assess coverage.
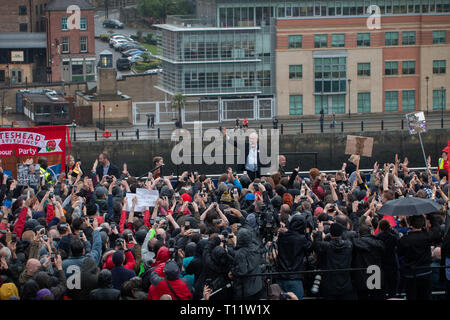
[136,188,159,207]
[125,193,146,212]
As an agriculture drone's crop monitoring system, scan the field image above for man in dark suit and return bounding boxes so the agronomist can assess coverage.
[222,128,265,181]
[96,152,120,180]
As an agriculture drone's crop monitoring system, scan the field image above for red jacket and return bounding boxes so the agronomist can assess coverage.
[46,204,54,223]
[13,208,28,239]
[103,250,135,270]
[151,246,170,268]
[312,178,325,201]
[148,279,193,300]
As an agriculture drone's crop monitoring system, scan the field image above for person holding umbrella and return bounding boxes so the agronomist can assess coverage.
[378,197,442,300]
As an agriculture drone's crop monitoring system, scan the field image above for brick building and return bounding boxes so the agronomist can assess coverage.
[0,0,49,33]
[276,13,450,117]
[45,0,96,83]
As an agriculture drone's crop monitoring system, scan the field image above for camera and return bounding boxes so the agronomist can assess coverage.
[51,253,56,263]
[149,219,155,225]
[212,218,222,224]
[311,274,322,295]
[328,204,336,212]
[11,232,17,243]
[255,203,278,243]
[254,184,259,191]
[191,229,200,234]
[115,238,123,249]
[79,231,84,238]
[167,238,176,258]
[43,235,48,241]
[184,221,190,230]
[89,218,94,223]
[127,233,133,242]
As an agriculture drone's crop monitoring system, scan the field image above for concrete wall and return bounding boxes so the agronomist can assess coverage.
[117,73,164,102]
[70,128,450,177]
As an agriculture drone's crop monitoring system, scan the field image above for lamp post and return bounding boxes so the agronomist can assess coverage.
[425,76,429,115]
[442,86,445,128]
[103,104,106,130]
[348,79,351,118]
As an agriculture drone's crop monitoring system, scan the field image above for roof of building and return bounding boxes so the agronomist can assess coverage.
[0,33,47,49]
[46,0,94,11]
[22,91,69,104]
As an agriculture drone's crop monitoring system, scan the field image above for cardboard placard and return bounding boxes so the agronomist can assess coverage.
[345,135,374,157]
[17,164,41,186]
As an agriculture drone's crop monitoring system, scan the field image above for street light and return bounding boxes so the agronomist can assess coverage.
[442,86,445,128]
[425,76,429,115]
[348,79,351,118]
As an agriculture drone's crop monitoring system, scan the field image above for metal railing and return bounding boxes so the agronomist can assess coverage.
[68,116,450,142]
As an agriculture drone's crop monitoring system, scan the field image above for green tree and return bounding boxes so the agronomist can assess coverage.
[171,93,186,128]
[137,0,194,23]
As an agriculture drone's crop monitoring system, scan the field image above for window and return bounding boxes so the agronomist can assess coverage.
[19,24,27,32]
[402,31,416,45]
[288,35,302,48]
[385,61,399,75]
[357,63,371,76]
[85,61,95,81]
[40,4,43,14]
[358,92,371,113]
[402,61,416,75]
[314,34,328,48]
[433,89,446,110]
[332,94,346,114]
[314,56,347,93]
[385,91,399,111]
[289,95,303,115]
[433,60,446,74]
[0,70,5,82]
[19,6,27,15]
[332,34,345,47]
[61,17,68,31]
[402,90,416,111]
[35,5,38,15]
[289,65,302,79]
[80,17,87,30]
[357,33,370,47]
[385,32,399,46]
[80,36,88,52]
[433,30,446,44]
[315,95,328,114]
[62,37,69,53]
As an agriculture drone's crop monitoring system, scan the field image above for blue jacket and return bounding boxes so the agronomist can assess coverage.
[62,230,102,279]
[111,266,136,290]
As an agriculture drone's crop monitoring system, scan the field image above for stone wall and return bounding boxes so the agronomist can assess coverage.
[69,128,449,177]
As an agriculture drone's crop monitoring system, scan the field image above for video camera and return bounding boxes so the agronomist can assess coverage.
[256,203,278,243]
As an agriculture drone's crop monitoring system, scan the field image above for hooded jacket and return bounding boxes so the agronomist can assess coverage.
[276,215,312,280]
[351,234,385,291]
[313,237,354,297]
[148,261,193,300]
[231,228,264,299]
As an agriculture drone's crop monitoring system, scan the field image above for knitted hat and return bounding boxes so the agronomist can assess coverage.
[181,193,192,203]
[220,190,232,203]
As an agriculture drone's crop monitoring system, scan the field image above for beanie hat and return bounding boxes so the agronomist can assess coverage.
[164,260,180,281]
[314,207,324,217]
[135,229,148,245]
[181,193,192,203]
[112,250,125,267]
[36,288,53,300]
[330,223,345,237]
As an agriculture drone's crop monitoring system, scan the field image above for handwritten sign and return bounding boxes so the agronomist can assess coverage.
[345,135,374,157]
[136,188,159,207]
[17,164,41,186]
[125,188,159,212]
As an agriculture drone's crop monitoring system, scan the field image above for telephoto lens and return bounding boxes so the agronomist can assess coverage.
[311,274,322,294]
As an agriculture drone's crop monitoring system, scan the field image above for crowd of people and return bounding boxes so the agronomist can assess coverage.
[0,142,450,301]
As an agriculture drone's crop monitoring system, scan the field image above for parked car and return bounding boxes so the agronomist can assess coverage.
[116,58,131,71]
[113,39,130,51]
[122,49,145,57]
[144,68,163,74]
[119,43,147,52]
[128,55,144,64]
[103,19,124,29]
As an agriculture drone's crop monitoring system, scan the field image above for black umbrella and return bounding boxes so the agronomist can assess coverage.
[377,197,442,216]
